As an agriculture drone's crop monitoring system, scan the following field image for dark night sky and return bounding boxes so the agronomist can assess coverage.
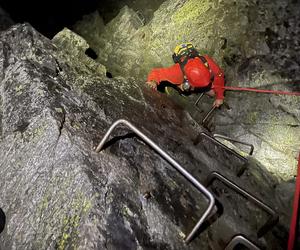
[0,0,100,38]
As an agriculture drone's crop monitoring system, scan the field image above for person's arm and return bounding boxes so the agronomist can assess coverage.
[146,64,184,89]
[204,55,225,100]
[212,72,225,100]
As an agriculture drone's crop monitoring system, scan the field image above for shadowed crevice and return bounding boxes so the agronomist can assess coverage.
[0,208,6,234]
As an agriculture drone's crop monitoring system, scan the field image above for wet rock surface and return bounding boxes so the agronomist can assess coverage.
[74,0,300,181]
[0,23,294,249]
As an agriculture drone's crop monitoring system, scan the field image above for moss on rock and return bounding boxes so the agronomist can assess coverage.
[52,28,106,78]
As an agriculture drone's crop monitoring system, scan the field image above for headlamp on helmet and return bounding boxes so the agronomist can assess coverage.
[182,79,191,91]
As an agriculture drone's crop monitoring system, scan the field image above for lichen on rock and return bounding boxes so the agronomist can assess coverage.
[52,27,106,79]
[0,0,299,248]
[73,0,300,180]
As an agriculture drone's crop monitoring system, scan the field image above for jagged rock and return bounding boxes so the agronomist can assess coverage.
[52,27,106,77]
[73,11,106,53]
[0,23,292,249]
[74,6,147,78]
[74,0,300,180]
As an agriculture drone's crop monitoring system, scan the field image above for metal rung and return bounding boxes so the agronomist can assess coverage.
[200,132,248,163]
[95,119,215,243]
[225,235,260,250]
[202,106,216,125]
[213,134,254,156]
[195,93,205,106]
[205,172,279,238]
[194,93,216,128]
[197,132,248,176]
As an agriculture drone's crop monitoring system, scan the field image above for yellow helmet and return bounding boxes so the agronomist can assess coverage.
[173,43,194,56]
[172,43,197,64]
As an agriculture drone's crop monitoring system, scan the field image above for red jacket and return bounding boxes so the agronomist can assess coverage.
[147,55,225,99]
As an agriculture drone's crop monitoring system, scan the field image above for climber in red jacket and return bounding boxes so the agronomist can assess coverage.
[146,43,225,107]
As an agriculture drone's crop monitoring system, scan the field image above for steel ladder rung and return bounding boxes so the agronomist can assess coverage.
[225,235,260,250]
[205,172,279,238]
[213,134,254,156]
[95,119,215,243]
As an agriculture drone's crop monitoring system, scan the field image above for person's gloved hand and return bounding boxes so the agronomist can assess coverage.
[146,80,158,91]
[213,99,224,108]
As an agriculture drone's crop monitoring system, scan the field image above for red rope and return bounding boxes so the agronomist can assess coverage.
[288,152,300,250]
[224,86,300,96]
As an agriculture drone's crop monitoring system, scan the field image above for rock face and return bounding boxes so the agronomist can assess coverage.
[0,23,294,249]
[74,0,300,181]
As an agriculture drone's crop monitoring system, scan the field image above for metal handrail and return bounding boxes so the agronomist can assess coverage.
[95,119,215,243]
[199,132,248,163]
[213,134,254,156]
[205,172,279,238]
[225,235,260,250]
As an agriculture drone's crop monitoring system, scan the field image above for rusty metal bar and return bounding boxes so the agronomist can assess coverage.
[200,132,248,163]
[205,172,279,238]
[225,235,260,250]
[213,134,254,155]
[202,106,216,125]
[95,119,215,243]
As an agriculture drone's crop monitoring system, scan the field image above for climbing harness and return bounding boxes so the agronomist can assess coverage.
[173,43,299,96]
[95,119,215,243]
[288,152,300,250]
[172,43,214,92]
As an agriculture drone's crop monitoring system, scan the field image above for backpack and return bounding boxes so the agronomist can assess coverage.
[172,43,214,86]
[172,43,210,70]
